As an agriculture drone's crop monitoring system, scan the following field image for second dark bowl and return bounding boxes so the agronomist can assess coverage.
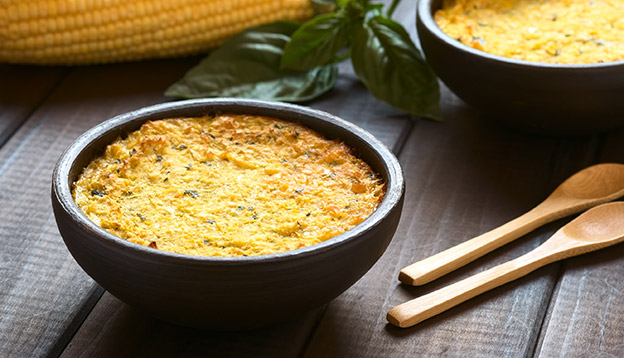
[417,0,624,134]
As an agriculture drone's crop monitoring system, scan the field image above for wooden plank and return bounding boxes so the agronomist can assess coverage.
[534,129,624,358]
[598,130,624,163]
[57,60,411,357]
[303,82,601,356]
[0,58,198,358]
[0,64,67,146]
[61,292,324,358]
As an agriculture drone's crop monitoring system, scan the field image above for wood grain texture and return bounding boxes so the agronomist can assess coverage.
[535,128,624,358]
[0,65,67,147]
[61,292,324,358]
[0,59,197,358]
[535,244,624,358]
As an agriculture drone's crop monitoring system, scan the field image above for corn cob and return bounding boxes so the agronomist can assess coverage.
[0,0,314,65]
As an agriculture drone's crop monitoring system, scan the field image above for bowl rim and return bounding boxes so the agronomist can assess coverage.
[417,0,624,70]
[52,98,404,265]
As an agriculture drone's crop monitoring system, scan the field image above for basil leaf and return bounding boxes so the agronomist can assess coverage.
[311,0,337,14]
[281,13,349,71]
[351,16,441,120]
[165,21,338,102]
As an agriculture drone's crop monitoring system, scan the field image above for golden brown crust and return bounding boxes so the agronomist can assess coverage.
[435,0,624,64]
[73,115,385,257]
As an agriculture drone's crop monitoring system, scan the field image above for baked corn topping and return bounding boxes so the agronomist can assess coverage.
[72,115,385,257]
[435,0,624,64]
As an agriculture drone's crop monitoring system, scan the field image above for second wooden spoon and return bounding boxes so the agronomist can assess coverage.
[400,163,624,285]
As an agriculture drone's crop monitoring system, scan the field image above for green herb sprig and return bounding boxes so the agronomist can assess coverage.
[165,0,441,120]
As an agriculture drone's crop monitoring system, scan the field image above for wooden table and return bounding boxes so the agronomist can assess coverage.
[2,2,623,357]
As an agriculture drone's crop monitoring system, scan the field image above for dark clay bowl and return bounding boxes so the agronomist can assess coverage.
[51,99,404,329]
[417,0,624,134]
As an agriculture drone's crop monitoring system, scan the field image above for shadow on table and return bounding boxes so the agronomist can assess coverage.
[60,292,325,358]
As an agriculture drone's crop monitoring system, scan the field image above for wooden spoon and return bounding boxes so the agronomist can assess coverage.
[388,201,624,328]
[400,163,624,286]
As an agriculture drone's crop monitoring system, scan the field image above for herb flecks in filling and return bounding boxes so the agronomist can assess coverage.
[435,0,624,64]
[72,115,385,257]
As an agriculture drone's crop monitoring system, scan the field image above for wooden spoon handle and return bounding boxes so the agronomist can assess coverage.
[389,247,551,328]
[399,205,558,286]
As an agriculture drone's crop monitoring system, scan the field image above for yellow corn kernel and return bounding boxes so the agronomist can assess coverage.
[0,0,314,65]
